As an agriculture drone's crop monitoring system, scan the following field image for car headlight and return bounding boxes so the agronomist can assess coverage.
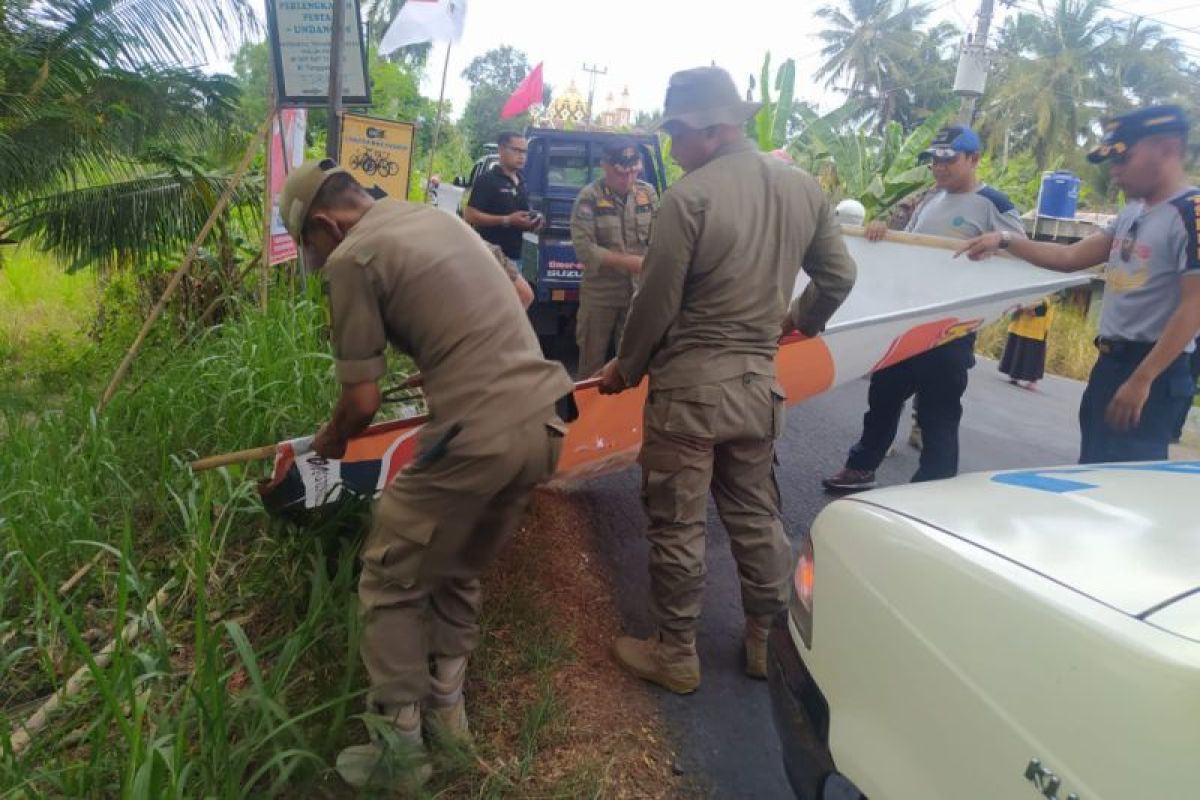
[791,534,814,649]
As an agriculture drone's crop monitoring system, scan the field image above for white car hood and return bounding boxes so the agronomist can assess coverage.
[851,461,1200,625]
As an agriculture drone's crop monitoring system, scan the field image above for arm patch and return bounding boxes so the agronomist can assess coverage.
[1169,189,1200,272]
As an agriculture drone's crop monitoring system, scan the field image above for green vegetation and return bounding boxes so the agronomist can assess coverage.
[976,302,1100,382]
[0,285,602,797]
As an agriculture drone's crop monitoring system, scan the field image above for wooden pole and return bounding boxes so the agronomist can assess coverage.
[8,581,174,756]
[260,59,277,311]
[839,224,1015,257]
[96,118,270,414]
[326,0,346,159]
[190,445,279,473]
[423,43,452,202]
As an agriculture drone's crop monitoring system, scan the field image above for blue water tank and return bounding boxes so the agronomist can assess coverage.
[1037,170,1080,219]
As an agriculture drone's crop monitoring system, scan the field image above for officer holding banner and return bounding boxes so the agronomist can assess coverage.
[958,105,1200,463]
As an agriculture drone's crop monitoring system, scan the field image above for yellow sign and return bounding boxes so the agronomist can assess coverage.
[339,113,415,200]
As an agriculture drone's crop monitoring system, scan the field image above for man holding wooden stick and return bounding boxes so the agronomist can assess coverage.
[823,124,1026,491]
[278,159,572,791]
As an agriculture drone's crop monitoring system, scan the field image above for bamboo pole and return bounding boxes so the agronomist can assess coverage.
[422,43,453,202]
[57,552,104,598]
[260,47,277,311]
[190,444,278,473]
[96,117,272,414]
[839,224,1015,256]
[8,580,174,755]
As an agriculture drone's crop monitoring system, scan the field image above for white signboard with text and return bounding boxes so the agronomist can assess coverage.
[267,0,370,106]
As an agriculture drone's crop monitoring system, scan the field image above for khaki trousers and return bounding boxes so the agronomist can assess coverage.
[576,303,628,380]
[358,413,565,709]
[638,373,790,637]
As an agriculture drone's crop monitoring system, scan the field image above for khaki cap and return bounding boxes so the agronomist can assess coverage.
[279,158,351,243]
[660,66,761,133]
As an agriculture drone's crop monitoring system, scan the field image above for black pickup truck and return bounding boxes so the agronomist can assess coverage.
[460,128,668,360]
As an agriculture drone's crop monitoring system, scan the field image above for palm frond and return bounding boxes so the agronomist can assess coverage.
[4,167,262,272]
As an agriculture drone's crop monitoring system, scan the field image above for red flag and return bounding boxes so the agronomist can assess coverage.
[500,62,543,119]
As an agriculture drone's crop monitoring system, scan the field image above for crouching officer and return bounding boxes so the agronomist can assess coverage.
[597,66,856,692]
[279,160,573,791]
[958,105,1200,462]
[570,138,659,378]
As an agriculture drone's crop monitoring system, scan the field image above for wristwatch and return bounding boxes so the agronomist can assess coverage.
[998,230,1012,250]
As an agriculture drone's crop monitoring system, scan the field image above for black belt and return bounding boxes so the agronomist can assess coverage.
[1094,337,1155,358]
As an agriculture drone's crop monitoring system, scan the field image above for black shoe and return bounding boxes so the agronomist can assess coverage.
[822,468,877,492]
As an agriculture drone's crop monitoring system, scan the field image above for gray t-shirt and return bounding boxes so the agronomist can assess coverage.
[906,185,1027,240]
[1101,187,1200,343]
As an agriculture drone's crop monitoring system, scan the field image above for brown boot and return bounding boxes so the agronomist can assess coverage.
[744,615,771,679]
[336,702,432,791]
[426,655,472,744]
[613,631,700,694]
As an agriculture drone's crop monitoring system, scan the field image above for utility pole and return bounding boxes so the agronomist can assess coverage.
[582,63,607,129]
[326,0,347,158]
[954,0,995,124]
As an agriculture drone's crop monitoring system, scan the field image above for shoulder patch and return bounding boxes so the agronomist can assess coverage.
[574,199,594,221]
[1169,189,1200,271]
[976,185,1016,214]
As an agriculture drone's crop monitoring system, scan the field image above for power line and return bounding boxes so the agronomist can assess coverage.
[1006,0,1200,59]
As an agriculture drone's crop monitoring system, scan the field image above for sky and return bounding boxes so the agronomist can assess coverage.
[409,0,1200,119]
[225,1,1200,120]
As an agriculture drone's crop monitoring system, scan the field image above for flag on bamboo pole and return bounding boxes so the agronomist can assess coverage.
[380,0,468,55]
[500,62,543,119]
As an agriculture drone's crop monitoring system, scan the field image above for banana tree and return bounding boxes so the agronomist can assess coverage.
[791,101,955,220]
[746,53,797,152]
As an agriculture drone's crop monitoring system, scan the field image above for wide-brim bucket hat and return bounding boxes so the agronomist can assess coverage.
[660,66,761,133]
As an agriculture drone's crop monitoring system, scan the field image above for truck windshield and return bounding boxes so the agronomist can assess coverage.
[547,143,590,188]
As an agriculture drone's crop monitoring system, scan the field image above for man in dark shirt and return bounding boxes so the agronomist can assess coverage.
[464,131,544,261]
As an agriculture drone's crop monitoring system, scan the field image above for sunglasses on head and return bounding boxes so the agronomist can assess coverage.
[927,152,962,166]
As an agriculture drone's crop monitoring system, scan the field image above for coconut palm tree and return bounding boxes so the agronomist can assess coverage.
[0,0,259,271]
[814,0,933,129]
[1098,17,1189,112]
[982,0,1115,169]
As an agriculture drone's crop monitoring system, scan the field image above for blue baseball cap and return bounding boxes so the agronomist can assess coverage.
[918,125,982,163]
[1087,105,1190,163]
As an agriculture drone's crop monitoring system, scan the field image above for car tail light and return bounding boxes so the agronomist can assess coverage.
[792,535,814,648]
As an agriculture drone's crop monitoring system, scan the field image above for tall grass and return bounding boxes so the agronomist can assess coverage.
[0,289,370,796]
[976,304,1099,382]
[1,286,596,798]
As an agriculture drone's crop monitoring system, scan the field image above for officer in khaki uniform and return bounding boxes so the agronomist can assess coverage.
[278,159,573,791]
[597,67,857,692]
[570,139,659,378]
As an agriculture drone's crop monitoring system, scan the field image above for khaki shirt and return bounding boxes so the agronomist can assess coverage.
[617,138,856,390]
[322,199,573,451]
[570,178,659,308]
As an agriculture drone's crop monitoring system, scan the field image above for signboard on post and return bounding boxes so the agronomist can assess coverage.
[339,113,416,200]
[268,109,308,265]
[266,0,370,106]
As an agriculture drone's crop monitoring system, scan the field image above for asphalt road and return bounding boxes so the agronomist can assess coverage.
[568,361,1099,799]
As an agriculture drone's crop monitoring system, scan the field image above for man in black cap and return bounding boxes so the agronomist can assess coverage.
[959,105,1200,463]
[570,138,659,378]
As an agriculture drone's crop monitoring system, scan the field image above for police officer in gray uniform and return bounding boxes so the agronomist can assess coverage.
[959,105,1200,463]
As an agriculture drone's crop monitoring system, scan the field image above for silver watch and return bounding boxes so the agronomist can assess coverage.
[998,230,1012,250]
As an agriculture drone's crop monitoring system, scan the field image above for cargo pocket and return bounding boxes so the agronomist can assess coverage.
[641,469,678,522]
[770,383,788,438]
[359,514,436,604]
[662,385,720,438]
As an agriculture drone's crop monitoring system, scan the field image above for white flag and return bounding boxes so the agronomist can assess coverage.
[380,0,468,54]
